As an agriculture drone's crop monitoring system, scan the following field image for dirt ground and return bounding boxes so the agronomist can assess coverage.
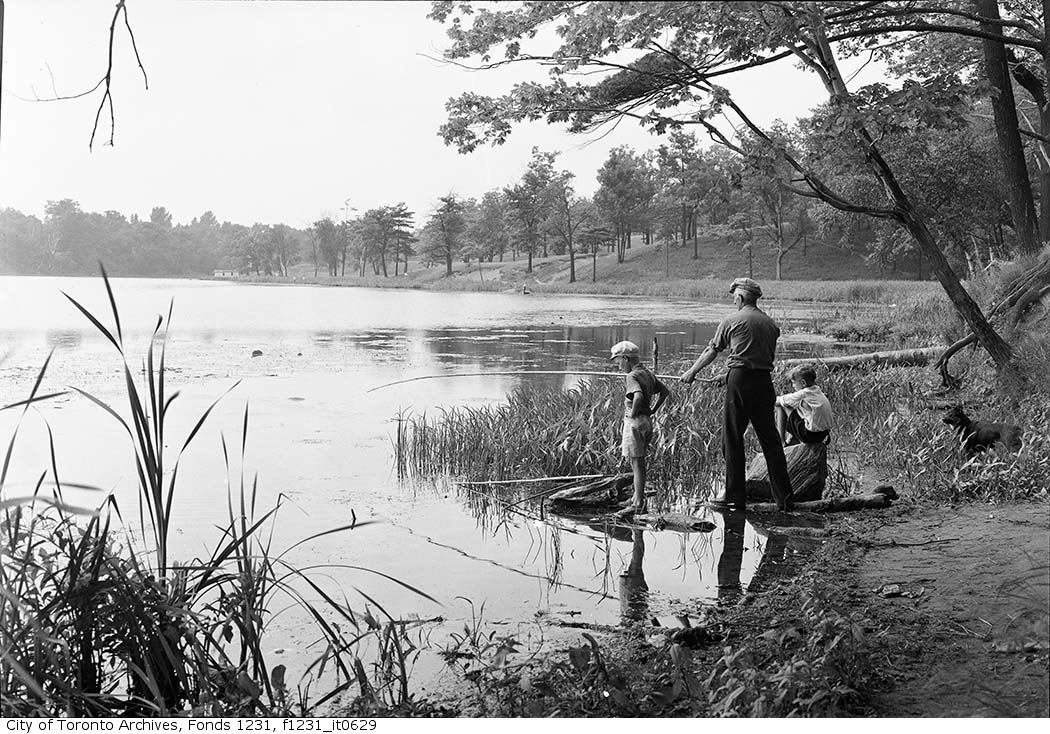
[506,499,1049,718]
[837,501,1050,716]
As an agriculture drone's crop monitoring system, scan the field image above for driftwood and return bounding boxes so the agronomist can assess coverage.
[781,347,941,372]
[741,492,892,514]
[547,474,632,510]
[746,442,828,502]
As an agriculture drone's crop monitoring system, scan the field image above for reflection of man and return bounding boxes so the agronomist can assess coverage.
[618,529,649,624]
[680,277,794,512]
[716,512,746,605]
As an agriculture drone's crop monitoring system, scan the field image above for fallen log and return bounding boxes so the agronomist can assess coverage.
[548,473,632,510]
[746,441,827,502]
[781,347,941,372]
[739,493,892,514]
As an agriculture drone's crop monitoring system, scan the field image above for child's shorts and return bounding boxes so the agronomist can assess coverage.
[621,415,653,458]
[786,409,831,444]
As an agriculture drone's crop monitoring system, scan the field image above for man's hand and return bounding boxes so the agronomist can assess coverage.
[680,370,696,385]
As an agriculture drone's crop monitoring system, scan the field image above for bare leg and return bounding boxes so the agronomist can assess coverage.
[630,456,647,512]
[775,404,788,444]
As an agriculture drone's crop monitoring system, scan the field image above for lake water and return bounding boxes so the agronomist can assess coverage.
[0,276,842,698]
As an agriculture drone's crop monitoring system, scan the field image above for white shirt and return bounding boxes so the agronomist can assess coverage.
[776,385,834,432]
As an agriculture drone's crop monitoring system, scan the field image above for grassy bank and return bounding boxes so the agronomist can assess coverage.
[228,235,945,304]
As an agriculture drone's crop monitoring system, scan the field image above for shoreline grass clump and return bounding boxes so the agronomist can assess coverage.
[393,357,1050,510]
[1,271,434,716]
[393,375,727,512]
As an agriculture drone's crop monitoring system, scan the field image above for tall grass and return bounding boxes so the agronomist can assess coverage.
[1,271,435,716]
[393,377,725,513]
[392,360,1050,511]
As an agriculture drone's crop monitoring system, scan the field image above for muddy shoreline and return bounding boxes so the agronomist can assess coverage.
[412,500,1049,717]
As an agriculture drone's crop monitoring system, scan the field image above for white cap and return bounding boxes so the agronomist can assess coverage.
[609,340,640,359]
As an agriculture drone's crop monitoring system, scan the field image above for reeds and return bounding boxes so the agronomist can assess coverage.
[392,360,1050,512]
[393,373,725,514]
[1,270,433,716]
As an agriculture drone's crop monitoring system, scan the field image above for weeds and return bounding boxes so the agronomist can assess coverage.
[705,591,872,717]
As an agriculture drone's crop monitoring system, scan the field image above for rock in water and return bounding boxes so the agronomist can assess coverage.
[251,349,263,357]
[745,441,827,502]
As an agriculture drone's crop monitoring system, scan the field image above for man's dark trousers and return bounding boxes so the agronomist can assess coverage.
[723,367,793,506]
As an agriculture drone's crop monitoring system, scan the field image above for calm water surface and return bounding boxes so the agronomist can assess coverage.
[0,276,841,695]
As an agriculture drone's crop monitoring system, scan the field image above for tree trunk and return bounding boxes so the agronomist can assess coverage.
[592,250,597,282]
[899,209,1015,371]
[692,213,699,260]
[1006,46,1050,243]
[976,0,1040,254]
[568,245,576,283]
[804,20,1017,374]
[775,249,784,280]
[935,257,1050,382]
[445,249,453,277]
[781,346,941,370]
[527,249,533,273]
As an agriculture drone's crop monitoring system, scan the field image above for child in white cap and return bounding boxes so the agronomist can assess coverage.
[609,340,671,515]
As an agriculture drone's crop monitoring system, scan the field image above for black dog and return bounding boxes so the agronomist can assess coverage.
[942,406,1022,456]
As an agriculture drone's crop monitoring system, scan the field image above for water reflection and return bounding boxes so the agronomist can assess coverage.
[448,472,807,620]
[618,529,649,624]
[717,512,747,605]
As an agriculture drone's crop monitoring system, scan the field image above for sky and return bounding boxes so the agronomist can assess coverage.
[1,1,849,229]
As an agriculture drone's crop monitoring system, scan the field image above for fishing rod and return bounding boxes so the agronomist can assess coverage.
[367,370,722,393]
[456,473,606,487]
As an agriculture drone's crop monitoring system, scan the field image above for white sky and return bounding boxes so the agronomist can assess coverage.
[1,0,849,228]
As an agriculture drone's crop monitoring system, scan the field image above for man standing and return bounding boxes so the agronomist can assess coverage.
[680,277,794,511]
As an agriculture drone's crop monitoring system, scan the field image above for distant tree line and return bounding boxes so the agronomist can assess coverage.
[0,201,306,277]
[0,106,1033,283]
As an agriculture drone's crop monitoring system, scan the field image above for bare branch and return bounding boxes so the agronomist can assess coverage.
[121,1,149,90]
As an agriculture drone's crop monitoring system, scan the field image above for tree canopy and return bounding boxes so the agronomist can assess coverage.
[430,0,1049,373]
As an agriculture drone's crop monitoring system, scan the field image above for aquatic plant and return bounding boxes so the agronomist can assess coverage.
[393,375,726,512]
[1,272,434,716]
[392,357,1050,510]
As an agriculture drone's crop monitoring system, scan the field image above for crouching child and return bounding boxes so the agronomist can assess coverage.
[775,364,833,446]
[610,341,671,515]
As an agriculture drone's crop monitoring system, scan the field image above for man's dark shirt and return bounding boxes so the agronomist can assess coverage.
[708,304,780,371]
